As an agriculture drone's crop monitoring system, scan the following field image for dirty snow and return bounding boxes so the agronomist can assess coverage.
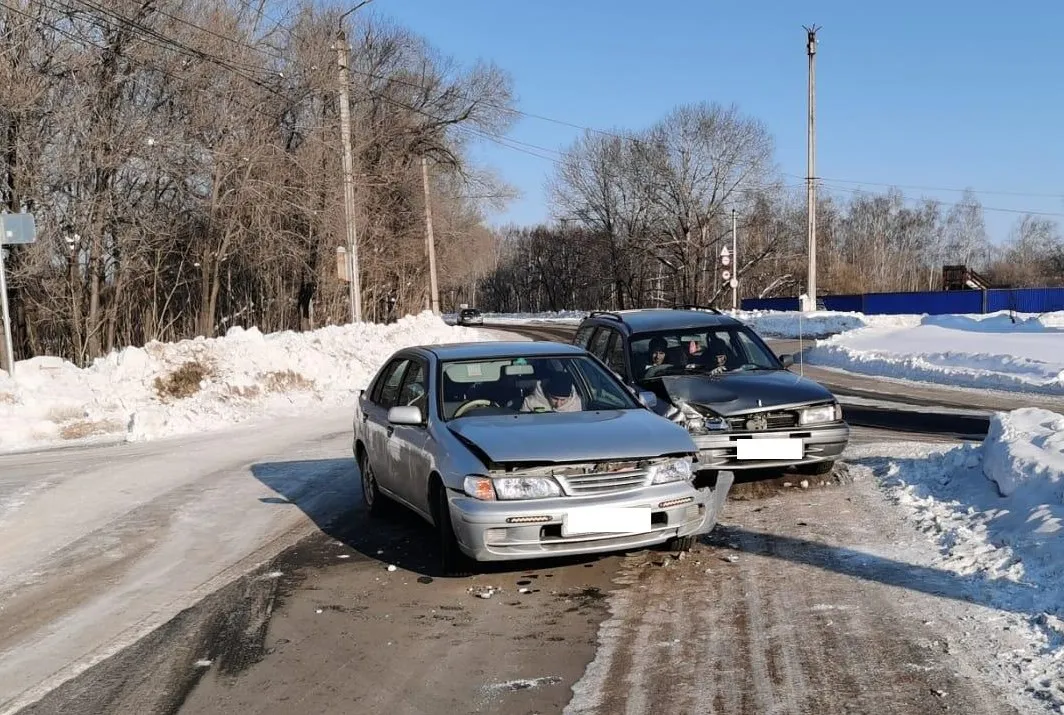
[0,311,495,455]
[806,310,1064,395]
[850,407,1064,708]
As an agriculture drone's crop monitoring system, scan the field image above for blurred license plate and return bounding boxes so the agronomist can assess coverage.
[563,507,651,536]
[736,438,803,460]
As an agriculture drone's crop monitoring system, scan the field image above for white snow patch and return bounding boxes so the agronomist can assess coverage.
[982,408,1064,498]
[0,311,493,454]
[805,311,1064,395]
[731,309,919,339]
[851,412,1064,707]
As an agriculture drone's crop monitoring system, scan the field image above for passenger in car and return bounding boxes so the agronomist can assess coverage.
[645,337,668,372]
[520,371,583,413]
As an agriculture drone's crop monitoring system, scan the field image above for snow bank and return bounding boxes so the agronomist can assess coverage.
[443,310,587,325]
[806,315,1064,395]
[0,311,493,454]
[982,408,1064,498]
[855,409,1064,706]
[731,309,918,339]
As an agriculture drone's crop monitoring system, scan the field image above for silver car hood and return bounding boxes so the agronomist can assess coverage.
[447,409,694,465]
[651,370,835,416]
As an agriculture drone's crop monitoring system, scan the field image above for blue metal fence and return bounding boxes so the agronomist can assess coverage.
[742,287,1064,315]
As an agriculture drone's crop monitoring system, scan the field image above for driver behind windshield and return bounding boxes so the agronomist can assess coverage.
[644,337,669,374]
[520,371,583,413]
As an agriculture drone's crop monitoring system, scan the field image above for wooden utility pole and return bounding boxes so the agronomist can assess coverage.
[804,25,820,312]
[335,30,363,322]
[421,156,440,315]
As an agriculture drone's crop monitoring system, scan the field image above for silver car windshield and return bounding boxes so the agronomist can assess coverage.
[631,326,780,379]
[438,355,640,420]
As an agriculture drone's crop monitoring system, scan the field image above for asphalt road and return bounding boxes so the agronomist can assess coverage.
[4,321,1042,715]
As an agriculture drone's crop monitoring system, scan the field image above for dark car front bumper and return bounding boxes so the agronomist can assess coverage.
[693,422,850,471]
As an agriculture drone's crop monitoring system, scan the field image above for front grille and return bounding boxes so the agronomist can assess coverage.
[556,470,649,495]
[726,410,799,431]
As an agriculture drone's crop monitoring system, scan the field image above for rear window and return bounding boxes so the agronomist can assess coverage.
[461,309,480,317]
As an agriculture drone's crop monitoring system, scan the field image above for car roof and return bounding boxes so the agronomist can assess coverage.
[422,341,585,360]
[584,309,741,334]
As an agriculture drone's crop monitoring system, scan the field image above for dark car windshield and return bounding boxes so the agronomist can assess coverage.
[460,309,480,317]
[629,325,781,381]
[438,354,640,420]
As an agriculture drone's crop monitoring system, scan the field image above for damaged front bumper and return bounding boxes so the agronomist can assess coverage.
[447,473,734,562]
[693,422,850,470]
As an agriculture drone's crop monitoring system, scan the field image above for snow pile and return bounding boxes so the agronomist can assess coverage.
[921,310,1064,333]
[854,408,1064,706]
[805,312,1064,394]
[0,311,492,454]
[444,310,587,325]
[982,408,1064,498]
[731,309,918,339]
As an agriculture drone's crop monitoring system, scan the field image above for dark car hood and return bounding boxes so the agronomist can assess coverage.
[447,409,694,464]
[650,370,835,415]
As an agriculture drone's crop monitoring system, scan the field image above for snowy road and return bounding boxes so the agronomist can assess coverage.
[0,321,1057,714]
[0,409,356,714]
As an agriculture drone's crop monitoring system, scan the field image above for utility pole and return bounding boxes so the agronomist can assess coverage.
[804,24,820,312]
[0,243,12,375]
[335,29,363,322]
[731,208,738,311]
[421,155,440,315]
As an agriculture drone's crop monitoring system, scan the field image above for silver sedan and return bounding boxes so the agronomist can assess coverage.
[352,341,734,575]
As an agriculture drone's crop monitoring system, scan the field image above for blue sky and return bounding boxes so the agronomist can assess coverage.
[370,0,1064,243]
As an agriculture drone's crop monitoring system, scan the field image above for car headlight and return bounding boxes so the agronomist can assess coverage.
[647,457,694,484]
[800,403,838,425]
[464,475,563,500]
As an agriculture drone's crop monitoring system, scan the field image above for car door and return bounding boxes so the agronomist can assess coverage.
[361,357,411,499]
[389,358,434,513]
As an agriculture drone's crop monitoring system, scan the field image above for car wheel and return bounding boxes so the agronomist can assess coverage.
[435,484,476,577]
[667,535,696,552]
[359,451,388,517]
[795,460,835,476]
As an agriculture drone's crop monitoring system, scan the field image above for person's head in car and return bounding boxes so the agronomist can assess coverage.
[544,371,576,409]
[707,336,730,370]
[648,337,668,367]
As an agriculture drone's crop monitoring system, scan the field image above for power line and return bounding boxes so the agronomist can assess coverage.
[800,175,1064,201]
[818,182,1064,218]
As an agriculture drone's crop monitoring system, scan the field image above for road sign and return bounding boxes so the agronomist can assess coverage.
[721,270,731,281]
[720,255,731,266]
[0,213,36,245]
[729,278,738,289]
[719,246,730,257]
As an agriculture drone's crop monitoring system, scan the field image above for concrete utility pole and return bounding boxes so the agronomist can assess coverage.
[421,156,440,315]
[804,24,820,312]
[731,208,738,311]
[0,243,13,375]
[335,29,363,322]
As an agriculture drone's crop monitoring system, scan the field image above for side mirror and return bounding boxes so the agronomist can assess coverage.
[387,405,423,426]
[778,354,795,368]
[638,390,658,409]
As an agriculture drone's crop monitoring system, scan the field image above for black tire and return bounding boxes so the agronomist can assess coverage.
[358,449,388,517]
[667,535,696,552]
[435,483,476,577]
[795,460,835,476]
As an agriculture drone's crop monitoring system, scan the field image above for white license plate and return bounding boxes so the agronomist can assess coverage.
[736,437,803,460]
[562,507,651,537]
